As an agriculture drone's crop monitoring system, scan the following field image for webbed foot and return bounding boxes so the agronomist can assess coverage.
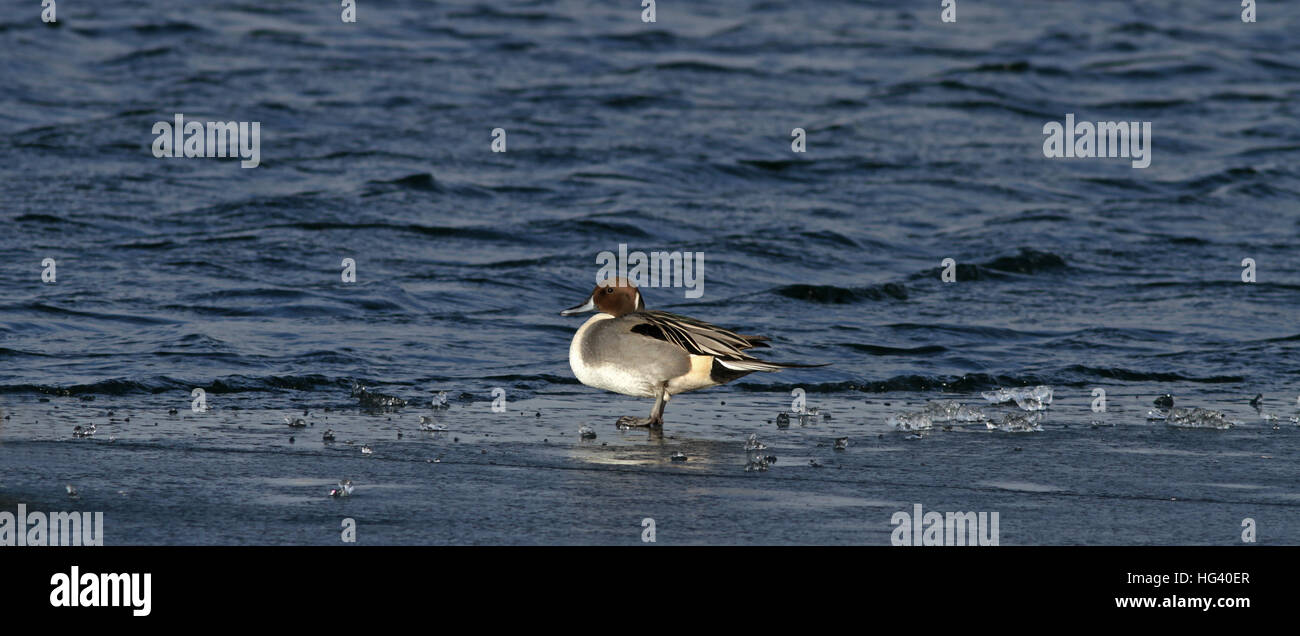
[616,415,663,429]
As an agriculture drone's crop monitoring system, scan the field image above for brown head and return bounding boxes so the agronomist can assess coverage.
[560,278,645,318]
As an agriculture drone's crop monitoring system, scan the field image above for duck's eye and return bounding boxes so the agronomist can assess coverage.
[604,287,614,294]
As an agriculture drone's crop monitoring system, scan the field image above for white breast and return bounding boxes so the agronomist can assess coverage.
[569,314,656,398]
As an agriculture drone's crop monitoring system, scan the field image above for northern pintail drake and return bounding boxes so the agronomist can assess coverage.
[561,278,826,429]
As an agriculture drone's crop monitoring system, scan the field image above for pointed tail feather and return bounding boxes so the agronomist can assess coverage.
[716,359,830,372]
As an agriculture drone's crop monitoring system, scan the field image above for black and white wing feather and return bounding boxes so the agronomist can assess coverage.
[628,311,822,372]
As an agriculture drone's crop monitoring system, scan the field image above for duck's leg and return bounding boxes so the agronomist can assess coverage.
[617,384,668,429]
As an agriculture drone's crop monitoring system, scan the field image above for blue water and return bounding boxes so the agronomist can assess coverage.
[1,1,1298,544]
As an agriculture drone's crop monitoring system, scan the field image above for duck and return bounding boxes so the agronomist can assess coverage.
[561,278,825,428]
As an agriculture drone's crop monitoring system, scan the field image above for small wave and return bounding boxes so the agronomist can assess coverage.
[735,373,1041,394]
[1059,365,1243,384]
[772,283,907,303]
[366,173,443,192]
[447,6,573,23]
[12,303,180,326]
[104,46,175,64]
[842,343,947,356]
[982,248,1067,274]
[0,374,346,397]
[12,213,90,226]
[133,22,205,35]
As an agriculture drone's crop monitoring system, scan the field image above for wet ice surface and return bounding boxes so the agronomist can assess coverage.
[1,385,1297,545]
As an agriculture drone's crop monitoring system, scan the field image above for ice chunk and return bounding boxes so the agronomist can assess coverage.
[834,437,849,450]
[284,416,307,428]
[360,445,373,455]
[921,400,987,422]
[744,434,771,471]
[888,411,933,431]
[419,415,446,432]
[981,386,1053,411]
[432,391,450,409]
[670,451,688,462]
[776,405,824,428]
[322,429,336,442]
[579,425,597,440]
[330,479,354,498]
[986,412,1043,432]
[351,383,407,410]
[1164,407,1234,430]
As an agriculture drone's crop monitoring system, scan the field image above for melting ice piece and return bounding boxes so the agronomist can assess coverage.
[986,412,1043,432]
[981,386,1053,411]
[352,383,407,410]
[72,424,96,438]
[330,479,354,498]
[285,416,307,428]
[834,437,849,450]
[670,451,688,462]
[66,484,78,498]
[1164,407,1234,430]
[922,400,987,422]
[1146,408,1169,421]
[744,434,771,471]
[322,429,336,442]
[888,411,933,431]
[419,415,447,432]
[432,391,450,409]
[360,445,374,455]
[808,459,823,468]
[579,425,597,440]
[797,407,821,424]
